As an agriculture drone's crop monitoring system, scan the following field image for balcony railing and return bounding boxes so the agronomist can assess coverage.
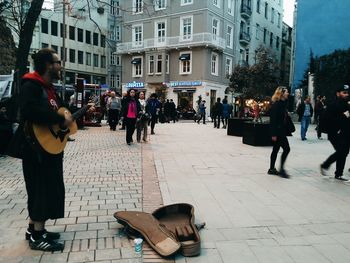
[241,4,252,19]
[239,31,251,45]
[116,33,226,54]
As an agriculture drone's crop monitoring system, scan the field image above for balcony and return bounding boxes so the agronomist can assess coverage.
[239,31,251,45]
[116,33,226,54]
[240,4,252,19]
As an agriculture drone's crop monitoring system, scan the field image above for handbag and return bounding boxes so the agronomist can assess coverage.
[285,113,295,134]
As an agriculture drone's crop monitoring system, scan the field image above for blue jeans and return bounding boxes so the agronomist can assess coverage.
[301,116,311,139]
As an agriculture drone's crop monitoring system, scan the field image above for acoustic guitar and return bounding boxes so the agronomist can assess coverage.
[26,98,97,155]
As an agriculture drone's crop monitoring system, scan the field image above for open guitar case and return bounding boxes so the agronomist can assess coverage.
[114,203,205,257]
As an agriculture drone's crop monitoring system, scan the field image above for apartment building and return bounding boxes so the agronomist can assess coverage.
[117,0,283,113]
[280,22,292,87]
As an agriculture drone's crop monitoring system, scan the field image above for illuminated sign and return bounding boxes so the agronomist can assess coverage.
[126,81,144,88]
[170,81,202,87]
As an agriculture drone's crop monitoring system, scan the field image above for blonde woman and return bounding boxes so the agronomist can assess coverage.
[268,87,291,178]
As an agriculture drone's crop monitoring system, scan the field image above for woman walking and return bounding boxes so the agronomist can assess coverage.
[123,89,141,145]
[268,87,291,178]
[136,91,148,142]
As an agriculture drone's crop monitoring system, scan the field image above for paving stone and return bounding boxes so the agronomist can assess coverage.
[95,249,121,261]
[68,251,95,263]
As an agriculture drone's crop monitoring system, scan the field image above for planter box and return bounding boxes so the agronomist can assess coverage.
[227,118,253,136]
[242,122,273,146]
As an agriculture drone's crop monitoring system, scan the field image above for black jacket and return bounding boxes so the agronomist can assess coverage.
[122,97,141,118]
[326,98,350,137]
[212,102,223,116]
[297,102,313,122]
[270,100,288,137]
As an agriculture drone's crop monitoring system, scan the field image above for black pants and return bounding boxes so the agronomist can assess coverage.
[125,117,137,143]
[315,115,322,138]
[197,113,206,124]
[108,109,119,130]
[150,115,157,132]
[213,115,222,128]
[322,134,350,177]
[270,136,290,171]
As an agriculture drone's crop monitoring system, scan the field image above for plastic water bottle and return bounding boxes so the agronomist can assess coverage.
[134,238,143,254]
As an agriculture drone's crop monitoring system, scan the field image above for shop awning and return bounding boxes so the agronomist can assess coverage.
[179,54,190,61]
[131,58,141,64]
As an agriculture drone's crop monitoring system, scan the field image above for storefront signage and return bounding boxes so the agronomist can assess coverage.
[126,81,144,88]
[170,81,202,87]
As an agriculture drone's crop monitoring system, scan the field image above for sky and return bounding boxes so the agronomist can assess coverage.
[42,0,296,26]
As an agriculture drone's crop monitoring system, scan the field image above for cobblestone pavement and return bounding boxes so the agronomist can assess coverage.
[0,126,146,263]
[151,122,350,263]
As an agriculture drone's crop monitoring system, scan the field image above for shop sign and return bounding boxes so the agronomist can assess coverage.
[170,81,202,87]
[126,81,144,88]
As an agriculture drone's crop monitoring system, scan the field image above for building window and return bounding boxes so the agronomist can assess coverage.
[228,0,234,15]
[116,26,120,40]
[179,52,191,74]
[110,74,115,88]
[180,16,193,40]
[51,21,58,36]
[245,49,249,62]
[156,55,162,74]
[51,45,58,52]
[155,0,166,10]
[213,0,220,8]
[270,32,273,47]
[101,35,106,47]
[116,74,120,88]
[277,13,281,28]
[86,52,91,66]
[271,7,275,23]
[181,0,192,5]
[256,24,260,40]
[276,36,280,50]
[110,52,115,65]
[256,0,260,13]
[211,52,218,76]
[148,55,154,74]
[93,54,99,67]
[155,21,166,44]
[264,2,268,19]
[166,54,169,74]
[132,56,143,77]
[93,33,99,46]
[212,18,219,41]
[226,25,233,48]
[41,18,48,34]
[78,28,83,42]
[69,49,75,63]
[78,51,84,64]
[116,56,121,65]
[42,43,49,48]
[133,0,143,14]
[69,26,75,40]
[263,28,267,43]
[132,24,143,47]
[110,0,120,15]
[86,30,91,44]
[225,57,232,77]
[101,56,106,68]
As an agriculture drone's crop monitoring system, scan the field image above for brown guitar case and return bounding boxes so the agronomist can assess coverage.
[114,203,201,257]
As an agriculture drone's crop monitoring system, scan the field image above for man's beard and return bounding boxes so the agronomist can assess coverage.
[50,70,61,81]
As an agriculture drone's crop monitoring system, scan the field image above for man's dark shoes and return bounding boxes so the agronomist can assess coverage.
[335,176,348,181]
[267,168,279,175]
[279,170,290,179]
[151,131,155,135]
[26,228,60,241]
[29,234,64,252]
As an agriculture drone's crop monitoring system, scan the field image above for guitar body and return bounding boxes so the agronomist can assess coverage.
[31,107,78,155]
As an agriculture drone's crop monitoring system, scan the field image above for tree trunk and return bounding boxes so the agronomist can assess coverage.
[14,0,44,94]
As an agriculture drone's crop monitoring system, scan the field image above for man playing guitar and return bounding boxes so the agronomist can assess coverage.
[19,48,72,251]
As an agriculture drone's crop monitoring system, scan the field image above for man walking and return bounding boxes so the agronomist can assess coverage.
[212,97,223,128]
[107,91,121,131]
[320,85,349,181]
[147,93,161,134]
[18,48,71,251]
[297,96,313,140]
[197,100,206,124]
[314,95,326,139]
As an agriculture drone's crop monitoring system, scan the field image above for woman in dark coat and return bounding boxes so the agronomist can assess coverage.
[268,87,291,178]
[122,89,141,145]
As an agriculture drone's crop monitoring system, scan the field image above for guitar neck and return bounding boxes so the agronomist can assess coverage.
[71,105,90,120]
